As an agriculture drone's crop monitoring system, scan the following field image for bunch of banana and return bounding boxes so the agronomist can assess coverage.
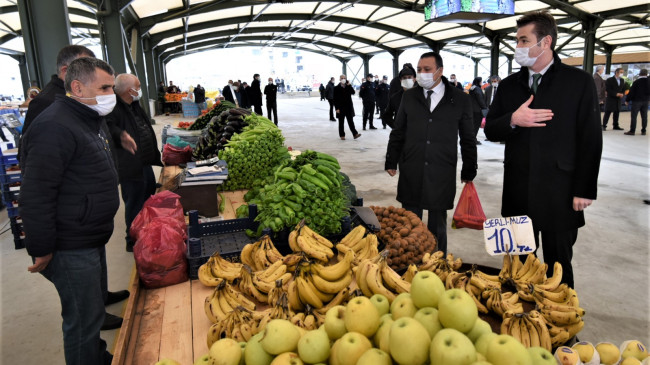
[197,261,224,287]
[418,251,445,270]
[252,292,293,335]
[204,281,256,324]
[445,253,463,271]
[240,235,284,271]
[267,278,288,307]
[289,223,334,263]
[445,271,490,314]
[336,227,380,265]
[295,269,335,309]
[354,257,410,302]
[482,288,524,316]
[468,267,502,292]
[311,249,354,283]
[283,252,306,272]
[535,284,585,341]
[501,311,552,351]
[400,264,418,283]
[206,305,255,348]
[514,254,548,286]
[417,252,459,282]
[238,265,268,303]
[199,252,243,284]
[251,260,293,294]
[290,305,324,331]
[286,277,305,311]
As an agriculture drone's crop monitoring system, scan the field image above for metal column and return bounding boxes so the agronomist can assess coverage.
[131,28,151,118]
[582,19,600,73]
[604,45,616,74]
[362,55,372,78]
[17,0,72,87]
[96,0,128,74]
[507,56,513,75]
[473,58,480,79]
[392,50,403,79]
[143,37,158,100]
[14,55,31,99]
[341,60,348,77]
[489,34,501,77]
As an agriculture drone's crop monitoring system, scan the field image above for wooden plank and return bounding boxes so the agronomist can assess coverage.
[132,287,166,364]
[220,191,236,220]
[111,267,141,365]
[229,190,248,212]
[159,281,193,364]
[191,280,216,360]
[121,284,146,365]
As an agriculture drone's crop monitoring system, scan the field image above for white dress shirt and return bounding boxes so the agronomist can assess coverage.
[528,59,554,88]
[422,81,446,112]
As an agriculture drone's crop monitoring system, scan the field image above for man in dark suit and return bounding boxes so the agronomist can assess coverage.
[249,74,263,114]
[624,69,649,136]
[602,67,628,130]
[485,11,602,288]
[385,52,477,255]
[264,77,279,125]
[484,75,501,107]
[593,65,606,110]
[222,80,235,105]
[333,75,361,140]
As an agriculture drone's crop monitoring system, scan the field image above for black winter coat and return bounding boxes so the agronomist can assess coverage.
[625,77,650,103]
[484,53,602,231]
[222,85,235,104]
[194,87,206,103]
[19,96,120,257]
[325,81,335,100]
[106,96,162,182]
[23,75,62,136]
[249,79,263,107]
[376,83,390,108]
[605,76,628,110]
[359,81,376,103]
[381,87,404,128]
[386,81,477,210]
[469,86,487,114]
[333,83,355,116]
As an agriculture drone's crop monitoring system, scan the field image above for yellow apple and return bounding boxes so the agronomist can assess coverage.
[335,332,373,365]
[410,270,446,309]
[270,352,303,365]
[356,348,392,365]
[413,306,443,339]
[344,296,380,337]
[244,332,274,365]
[193,353,210,365]
[209,338,242,365]
[621,357,642,365]
[475,332,498,357]
[429,328,477,365]
[390,317,431,365]
[370,294,390,316]
[390,293,418,320]
[324,305,347,340]
[596,342,621,365]
[528,347,557,365]
[437,289,478,333]
[466,317,493,343]
[297,329,330,364]
[373,314,393,353]
[486,334,532,365]
[621,340,649,361]
[572,341,599,365]
[260,319,301,355]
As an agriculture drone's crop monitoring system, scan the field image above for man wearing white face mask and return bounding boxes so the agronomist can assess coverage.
[19,57,121,365]
[484,11,602,288]
[382,63,416,128]
[106,74,163,252]
[385,52,477,255]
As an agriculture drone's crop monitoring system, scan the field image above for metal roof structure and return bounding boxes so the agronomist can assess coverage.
[0,0,648,65]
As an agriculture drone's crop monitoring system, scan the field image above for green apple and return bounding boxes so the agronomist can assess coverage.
[429,328,477,365]
[621,358,642,365]
[155,359,181,365]
[553,346,581,365]
[390,293,417,320]
[244,332,274,365]
[572,341,599,365]
[466,317,493,343]
[324,305,347,340]
[596,342,621,365]
[475,332,498,357]
[413,307,443,341]
[335,331,373,365]
[344,296,380,337]
[410,270,446,309]
[390,317,432,365]
[260,319,301,355]
[240,342,247,365]
[373,314,393,354]
[370,294,390,316]
[193,353,210,365]
[209,338,242,365]
[437,289,478,333]
[486,334,532,365]
[469,362,493,365]
[357,348,392,365]
[330,338,342,365]
[270,352,303,365]
[621,340,649,361]
[528,347,556,365]
[297,329,330,364]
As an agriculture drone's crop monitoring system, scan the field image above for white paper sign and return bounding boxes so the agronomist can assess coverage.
[483,216,536,256]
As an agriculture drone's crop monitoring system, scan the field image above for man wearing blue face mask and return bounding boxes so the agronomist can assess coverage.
[106,74,163,252]
[484,11,602,288]
[19,57,121,365]
[385,52,477,255]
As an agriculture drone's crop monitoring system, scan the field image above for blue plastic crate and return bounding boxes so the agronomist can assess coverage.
[7,206,19,218]
[0,172,21,184]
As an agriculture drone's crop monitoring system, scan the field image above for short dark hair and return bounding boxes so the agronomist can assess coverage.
[56,45,95,73]
[640,69,648,76]
[516,11,558,49]
[420,52,444,68]
[614,67,624,74]
[64,57,114,93]
[472,77,482,87]
[490,75,501,82]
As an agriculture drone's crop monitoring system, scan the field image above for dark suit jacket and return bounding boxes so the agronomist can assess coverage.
[605,76,628,111]
[484,85,499,106]
[249,79,263,107]
[333,83,355,116]
[222,85,235,104]
[626,77,650,103]
[484,53,602,231]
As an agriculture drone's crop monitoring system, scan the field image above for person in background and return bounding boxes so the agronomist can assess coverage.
[264,77,279,125]
[318,83,325,101]
[106,74,162,253]
[166,81,179,94]
[468,77,488,145]
[222,80,236,105]
[232,81,243,107]
[602,67,628,131]
[194,84,206,111]
[624,69,649,136]
[20,57,121,365]
[325,77,336,121]
[26,80,41,102]
[374,75,380,114]
[484,75,501,107]
[240,82,251,109]
[375,75,390,128]
[157,81,167,114]
[484,10,602,288]
[359,73,377,130]
[334,75,361,141]
[249,74,263,114]
[593,65,606,111]
[19,45,128,331]
[385,52,477,256]
[449,73,464,90]
[382,64,416,129]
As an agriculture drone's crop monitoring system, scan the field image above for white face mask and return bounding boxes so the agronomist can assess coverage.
[268,81,273,85]
[233,86,239,91]
[73,94,117,116]
[514,39,544,67]
[416,68,441,90]
[492,82,498,88]
[401,78,415,89]
[340,79,346,85]
[130,88,142,101]
[450,78,456,83]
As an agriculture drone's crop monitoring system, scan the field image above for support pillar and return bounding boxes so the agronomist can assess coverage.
[362,55,372,79]
[427,41,445,54]
[507,56,513,75]
[14,55,31,99]
[342,59,348,77]
[17,0,71,87]
[473,58,480,79]
[131,28,151,118]
[391,50,403,79]
[489,34,501,77]
[143,37,158,101]
[97,0,128,74]
[604,44,616,74]
[582,19,601,73]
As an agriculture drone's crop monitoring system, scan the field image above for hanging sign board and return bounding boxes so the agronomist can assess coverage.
[483,216,535,256]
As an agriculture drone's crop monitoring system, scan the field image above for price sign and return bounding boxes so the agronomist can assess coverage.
[483,216,536,256]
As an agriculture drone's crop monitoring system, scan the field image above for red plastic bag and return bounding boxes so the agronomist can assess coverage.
[134,216,188,288]
[162,143,192,166]
[130,191,186,241]
[481,117,486,128]
[452,182,487,230]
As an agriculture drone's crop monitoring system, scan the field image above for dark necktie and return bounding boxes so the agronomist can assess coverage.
[532,74,542,94]
[427,90,433,110]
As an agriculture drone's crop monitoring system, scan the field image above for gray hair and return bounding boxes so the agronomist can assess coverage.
[114,74,138,93]
[64,57,114,93]
[56,45,95,73]
[596,65,604,72]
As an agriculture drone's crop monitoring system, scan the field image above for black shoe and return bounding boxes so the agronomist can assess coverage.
[602,125,607,130]
[642,131,646,135]
[383,126,386,129]
[644,199,650,205]
[330,119,336,122]
[106,290,130,305]
[362,128,366,131]
[101,313,123,330]
[104,351,113,365]
[126,241,134,252]
[369,127,378,130]
[476,141,482,145]
[613,126,623,130]
[624,131,635,135]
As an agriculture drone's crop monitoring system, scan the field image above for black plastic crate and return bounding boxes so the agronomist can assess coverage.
[187,232,254,280]
[14,236,24,250]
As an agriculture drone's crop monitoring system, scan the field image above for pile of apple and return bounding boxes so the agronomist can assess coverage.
[555,340,649,365]
[200,270,562,365]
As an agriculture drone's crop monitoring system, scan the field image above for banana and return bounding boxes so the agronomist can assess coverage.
[240,242,256,268]
[515,254,538,280]
[315,287,350,315]
[288,229,300,252]
[299,225,334,248]
[240,323,253,341]
[287,279,305,311]
[210,254,243,281]
[511,255,523,278]
[297,235,331,262]
[401,264,418,283]
[564,319,584,337]
[500,254,513,279]
[339,225,366,247]
[312,250,353,281]
[365,262,397,302]
[518,316,531,347]
[356,260,374,297]
[291,312,306,325]
[256,260,286,281]
[535,261,563,291]
[311,271,353,294]
[296,275,324,308]
[239,266,268,303]
[379,260,411,294]
[303,314,316,330]
[524,262,548,285]
[550,328,571,347]
[207,321,226,349]
[470,273,500,291]
[254,240,271,270]
[541,308,582,326]
[217,290,234,315]
[305,274,335,302]
[524,315,540,348]
[534,283,570,303]
[204,296,221,323]
[263,236,285,263]
[527,310,552,351]
[500,315,512,335]
[464,283,489,314]
[508,316,522,342]
[197,263,224,287]
[223,285,256,311]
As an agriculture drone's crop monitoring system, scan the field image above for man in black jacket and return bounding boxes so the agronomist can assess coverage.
[484,75,501,107]
[333,75,361,140]
[602,67,627,130]
[194,84,206,111]
[20,57,121,365]
[382,64,416,129]
[18,45,128,331]
[325,77,336,121]
[359,74,377,130]
[264,77,279,125]
[106,74,163,252]
[385,52,477,255]
[484,11,602,288]
[222,80,235,105]
[249,74,263,114]
[376,76,390,128]
[624,69,649,136]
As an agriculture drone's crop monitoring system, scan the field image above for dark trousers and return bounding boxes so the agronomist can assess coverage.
[534,228,578,288]
[378,105,387,123]
[337,111,358,137]
[402,205,448,255]
[362,101,375,129]
[40,247,110,365]
[603,98,621,128]
[266,100,278,125]
[629,100,648,133]
[254,104,263,115]
[472,112,483,141]
[327,99,336,120]
[121,165,156,245]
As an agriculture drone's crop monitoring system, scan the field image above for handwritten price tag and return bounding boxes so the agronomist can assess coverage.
[483,216,536,256]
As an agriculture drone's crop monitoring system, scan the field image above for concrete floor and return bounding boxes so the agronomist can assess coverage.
[1,94,648,364]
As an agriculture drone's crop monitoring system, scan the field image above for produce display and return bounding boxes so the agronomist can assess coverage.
[553,340,649,365]
[192,106,251,159]
[164,92,187,102]
[188,100,236,130]
[370,205,437,271]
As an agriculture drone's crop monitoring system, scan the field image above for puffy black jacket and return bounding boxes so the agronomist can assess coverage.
[106,95,162,182]
[19,95,120,257]
[22,75,63,136]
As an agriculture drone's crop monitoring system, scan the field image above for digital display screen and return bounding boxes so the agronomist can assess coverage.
[424,0,515,23]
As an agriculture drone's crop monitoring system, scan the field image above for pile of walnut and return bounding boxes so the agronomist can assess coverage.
[370,205,437,271]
